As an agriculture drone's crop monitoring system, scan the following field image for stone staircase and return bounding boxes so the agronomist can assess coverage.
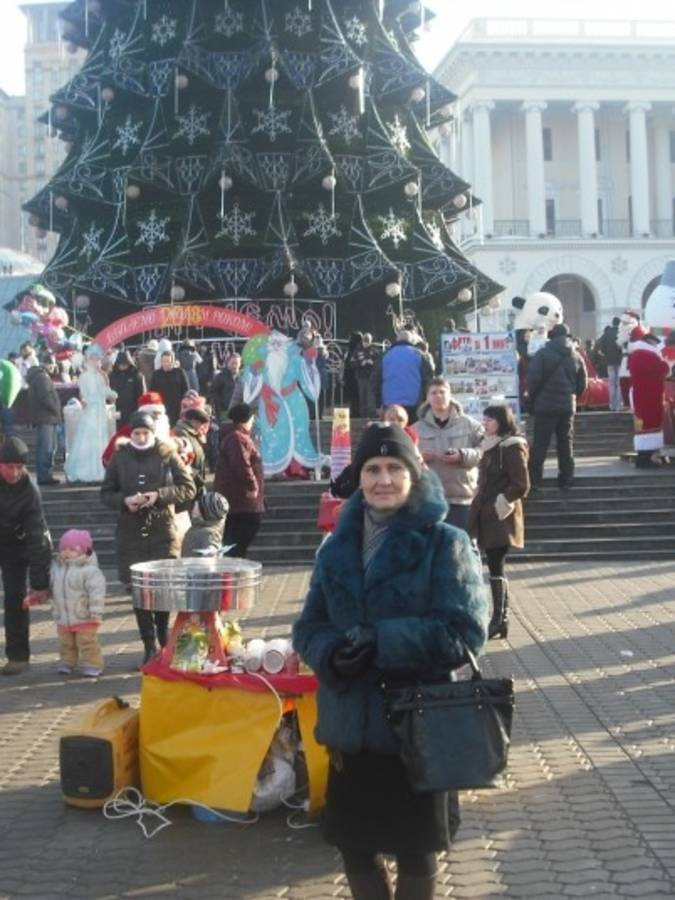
[12,410,661,572]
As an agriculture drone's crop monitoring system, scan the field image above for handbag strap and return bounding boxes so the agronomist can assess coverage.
[462,643,484,682]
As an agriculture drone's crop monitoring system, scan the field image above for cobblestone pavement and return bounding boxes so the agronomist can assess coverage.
[2,561,675,899]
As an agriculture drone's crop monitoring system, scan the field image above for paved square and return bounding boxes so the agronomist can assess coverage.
[2,561,675,898]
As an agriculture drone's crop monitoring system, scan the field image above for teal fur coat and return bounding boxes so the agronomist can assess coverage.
[293,469,488,755]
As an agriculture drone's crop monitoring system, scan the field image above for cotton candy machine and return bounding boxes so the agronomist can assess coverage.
[130,558,262,673]
[130,557,261,613]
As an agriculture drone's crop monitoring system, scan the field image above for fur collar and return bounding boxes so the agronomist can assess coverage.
[318,468,448,596]
[115,438,175,459]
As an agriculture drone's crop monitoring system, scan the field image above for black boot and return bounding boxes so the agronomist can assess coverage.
[488,577,508,640]
[345,861,393,900]
[154,611,170,648]
[134,609,158,668]
[395,874,436,900]
[635,450,657,469]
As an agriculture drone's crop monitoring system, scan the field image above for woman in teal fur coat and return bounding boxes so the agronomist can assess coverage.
[293,424,488,900]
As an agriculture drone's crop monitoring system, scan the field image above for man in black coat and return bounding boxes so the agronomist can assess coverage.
[0,438,52,675]
[209,353,241,423]
[149,351,190,426]
[25,352,62,485]
[527,324,588,490]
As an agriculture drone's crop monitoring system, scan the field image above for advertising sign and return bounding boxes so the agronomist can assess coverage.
[440,332,520,419]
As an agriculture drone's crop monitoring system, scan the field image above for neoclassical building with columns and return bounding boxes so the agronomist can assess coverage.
[434,18,675,339]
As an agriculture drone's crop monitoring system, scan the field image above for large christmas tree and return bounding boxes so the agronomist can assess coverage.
[24,0,502,336]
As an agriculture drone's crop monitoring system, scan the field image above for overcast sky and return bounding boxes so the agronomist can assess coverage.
[1,0,673,96]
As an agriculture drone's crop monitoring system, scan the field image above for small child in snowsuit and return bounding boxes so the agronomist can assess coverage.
[50,529,106,677]
[181,491,229,558]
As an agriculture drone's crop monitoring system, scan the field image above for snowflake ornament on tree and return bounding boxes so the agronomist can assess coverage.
[387,115,411,156]
[378,209,407,248]
[344,16,367,46]
[135,210,171,253]
[79,223,104,262]
[328,105,362,145]
[215,6,244,39]
[113,115,142,155]
[285,6,312,38]
[216,202,256,246]
[151,15,177,47]
[109,28,127,62]
[251,107,293,143]
[304,204,342,246]
[175,104,211,146]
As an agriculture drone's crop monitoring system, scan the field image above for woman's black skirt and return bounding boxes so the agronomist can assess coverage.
[321,750,458,856]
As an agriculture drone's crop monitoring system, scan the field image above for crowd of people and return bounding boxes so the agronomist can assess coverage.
[1,312,673,899]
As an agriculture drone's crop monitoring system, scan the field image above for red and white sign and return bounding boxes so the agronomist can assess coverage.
[94,305,270,351]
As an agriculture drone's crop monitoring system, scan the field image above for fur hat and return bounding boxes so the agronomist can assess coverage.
[352,423,422,483]
[129,411,156,432]
[0,437,29,464]
[137,391,165,414]
[59,529,93,555]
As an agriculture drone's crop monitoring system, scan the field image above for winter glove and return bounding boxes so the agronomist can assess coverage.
[494,493,515,521]
[330,641,376,679]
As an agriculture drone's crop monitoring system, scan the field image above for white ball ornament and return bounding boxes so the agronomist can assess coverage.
[170,285,186,301]
[410,87,426,103]
[283,280,299,298]
[488,295,502,311]
[101,87,115,103]
[458,288,472,302]
[218,175,233,191]
[125,184,141,199]
[322,174,337,191]
[348,72,363,90]
[452,194,468,209]
[175,74,189,90]
[404,181,419,198]
[75,294,90,310]
[54,196,69,211]
[264,67,279,83]
[54,106,68,121]
[385,282,402,298]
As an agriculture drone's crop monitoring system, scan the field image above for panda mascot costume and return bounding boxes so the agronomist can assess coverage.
[511,292,565,407]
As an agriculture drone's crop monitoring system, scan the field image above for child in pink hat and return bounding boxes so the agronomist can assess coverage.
[50,529,106,677]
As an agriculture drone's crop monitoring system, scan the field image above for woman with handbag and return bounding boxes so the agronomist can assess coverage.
[469,404,529,639]
[293,423,488,900]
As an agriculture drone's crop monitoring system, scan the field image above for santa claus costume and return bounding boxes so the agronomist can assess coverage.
[102,391,171,467]
[627,326,670,467]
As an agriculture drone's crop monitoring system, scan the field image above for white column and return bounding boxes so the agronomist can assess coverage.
[652,110,673,235]
[470,101,495,236]
[625,101,652,236]
[460,114,474,183]
[572,101,600,236]
[521,101,547,237]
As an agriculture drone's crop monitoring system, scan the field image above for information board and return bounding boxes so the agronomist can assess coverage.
[440,331,520,419]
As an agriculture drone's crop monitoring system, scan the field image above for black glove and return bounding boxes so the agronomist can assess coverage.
[330,641,376,679]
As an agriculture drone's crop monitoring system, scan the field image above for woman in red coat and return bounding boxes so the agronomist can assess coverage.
[214,403,265,558]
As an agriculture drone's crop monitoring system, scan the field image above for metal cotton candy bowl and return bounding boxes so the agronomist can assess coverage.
[130,558,262,612]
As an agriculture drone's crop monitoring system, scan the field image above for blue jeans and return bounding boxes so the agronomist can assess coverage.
[35,423,57,482]
[607,364,621,411]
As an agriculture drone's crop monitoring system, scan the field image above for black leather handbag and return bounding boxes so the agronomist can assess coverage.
[383,648,514,792]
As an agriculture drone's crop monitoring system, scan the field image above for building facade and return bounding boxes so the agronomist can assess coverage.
[0,2,84,261]
[435,19,675,340]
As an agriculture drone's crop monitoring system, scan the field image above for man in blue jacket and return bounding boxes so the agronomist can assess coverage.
[374,330,434,423]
